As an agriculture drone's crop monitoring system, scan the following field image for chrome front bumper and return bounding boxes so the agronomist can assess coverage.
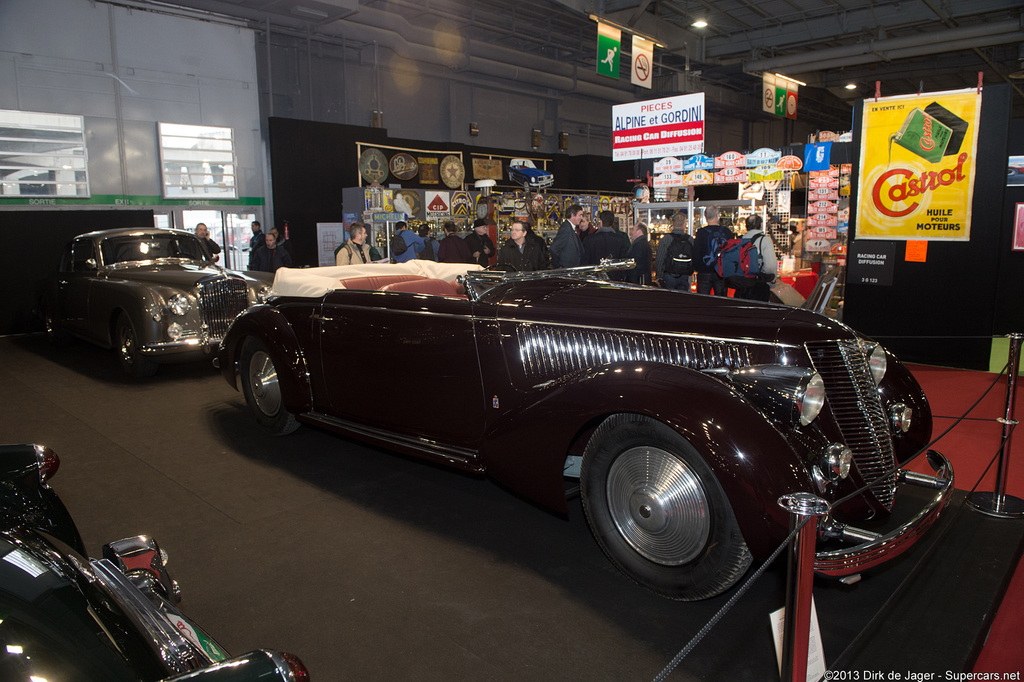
[814,450,954,576]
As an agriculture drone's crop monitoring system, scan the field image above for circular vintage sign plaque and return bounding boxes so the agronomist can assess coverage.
[440,155,465,189]
[389,153,418,180]
[359,148,389,185]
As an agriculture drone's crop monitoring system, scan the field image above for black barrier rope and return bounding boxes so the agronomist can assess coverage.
[651,354,1016,681]
[821,435,1015,681]
[650,519,806,682]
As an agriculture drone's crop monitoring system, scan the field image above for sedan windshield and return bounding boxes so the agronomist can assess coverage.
[101,234,208,266]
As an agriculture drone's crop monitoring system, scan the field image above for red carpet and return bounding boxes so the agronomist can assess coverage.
[906,364,1023,674]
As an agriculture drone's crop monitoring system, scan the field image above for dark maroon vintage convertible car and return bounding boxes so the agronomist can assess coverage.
[216,260,953,600]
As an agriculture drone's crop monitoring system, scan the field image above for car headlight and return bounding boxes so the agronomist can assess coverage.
[797,373,826,426]
[725,365,826,427]
[816,443,853,483]
[889,403,913,433]
[168,293,191,316]
[868,343,887,385]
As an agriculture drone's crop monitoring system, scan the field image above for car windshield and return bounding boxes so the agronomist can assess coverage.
[459,259,632,300]
[100,234,208,266]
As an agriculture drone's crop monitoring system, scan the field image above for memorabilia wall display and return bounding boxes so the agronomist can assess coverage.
[358,147,389,185]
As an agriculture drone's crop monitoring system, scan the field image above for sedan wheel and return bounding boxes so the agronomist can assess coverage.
[240,338,299,435]
[580,413,752,600]
[116,313,158,378]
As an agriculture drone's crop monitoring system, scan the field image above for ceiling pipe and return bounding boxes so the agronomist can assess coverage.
[745,18,1023,73]
[786,31,1024,74]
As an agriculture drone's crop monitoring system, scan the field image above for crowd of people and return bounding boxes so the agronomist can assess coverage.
[311,207,780,302]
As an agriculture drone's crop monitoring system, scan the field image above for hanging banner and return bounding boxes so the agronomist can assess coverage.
[631,35,654,89]
[596,23,621,79]
[857,88,980,241]
[611,93,705,161]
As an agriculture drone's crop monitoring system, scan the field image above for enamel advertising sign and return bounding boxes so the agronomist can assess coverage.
[856,88,980,241]
[612,93,705,161]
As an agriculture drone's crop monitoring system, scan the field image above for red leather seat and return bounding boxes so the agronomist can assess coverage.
[339,274,425,290]
[379,278,463,297]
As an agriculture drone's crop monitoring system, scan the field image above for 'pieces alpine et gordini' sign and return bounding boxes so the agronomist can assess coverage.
[612,93,705,162]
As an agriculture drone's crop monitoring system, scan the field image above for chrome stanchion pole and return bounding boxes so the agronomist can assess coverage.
[968,333,1024,518]
[778,493,831,682]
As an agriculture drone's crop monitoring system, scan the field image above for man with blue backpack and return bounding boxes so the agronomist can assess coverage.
[693,205,733,296]
[716,214,777,302]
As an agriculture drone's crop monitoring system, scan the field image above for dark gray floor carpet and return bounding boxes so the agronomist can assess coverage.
[2,335,1020,681]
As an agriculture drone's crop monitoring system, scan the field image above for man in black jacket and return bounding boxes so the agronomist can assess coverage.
[496,221,544,272]
[464,218,496,267]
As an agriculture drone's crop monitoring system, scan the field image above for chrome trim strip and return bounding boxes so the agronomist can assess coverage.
[141,339,219,354]
[814,450,954,576]
[305,412,482,470]
[90,558,208,674]
[318,301,796,351]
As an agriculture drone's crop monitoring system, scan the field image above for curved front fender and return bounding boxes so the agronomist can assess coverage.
[480,361,813,556]
[217,305,312,414]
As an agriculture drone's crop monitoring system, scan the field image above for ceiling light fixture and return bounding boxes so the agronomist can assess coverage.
[845,83,857,90]
[292,5,329,19]
[773,73,807,87]
[588,14,665,48]
[691,20,708,28]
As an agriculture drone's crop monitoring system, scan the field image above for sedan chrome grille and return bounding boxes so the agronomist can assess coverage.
[198,277,249,340]
[806,340,897,509]
[517,324,751,380]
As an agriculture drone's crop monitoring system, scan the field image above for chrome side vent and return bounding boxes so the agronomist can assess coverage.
[806,339,897,509]
[516,324,752,381]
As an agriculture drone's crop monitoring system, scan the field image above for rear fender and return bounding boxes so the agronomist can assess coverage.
[480,362,813,555]
[219,305,312,414]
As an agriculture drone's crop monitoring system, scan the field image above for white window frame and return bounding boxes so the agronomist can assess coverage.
[0,109,89,197]
[158,122,237,200]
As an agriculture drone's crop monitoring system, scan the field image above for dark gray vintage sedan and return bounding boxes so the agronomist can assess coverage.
[217,260,953,601]
[40,228,272,377]
[1,442,309,681]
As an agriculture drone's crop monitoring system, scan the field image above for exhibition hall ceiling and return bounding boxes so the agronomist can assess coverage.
[130,0,1024,121]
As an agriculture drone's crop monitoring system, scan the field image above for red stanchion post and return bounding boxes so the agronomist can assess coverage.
[778,492,831,682]
[968,333,1024,518]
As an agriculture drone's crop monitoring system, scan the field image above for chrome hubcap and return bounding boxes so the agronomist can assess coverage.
[249,350,281,417]
[606,446,710,566]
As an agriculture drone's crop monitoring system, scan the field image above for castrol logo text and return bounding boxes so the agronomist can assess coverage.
[871,152,967,218]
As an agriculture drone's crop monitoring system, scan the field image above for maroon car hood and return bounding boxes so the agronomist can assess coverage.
[487,278,854,347]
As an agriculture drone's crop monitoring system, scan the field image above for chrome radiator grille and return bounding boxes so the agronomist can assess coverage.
[516,324,752,380]
[806,339,897,509]
[198,277,249,339]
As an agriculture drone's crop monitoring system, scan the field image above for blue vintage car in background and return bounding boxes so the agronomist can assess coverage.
[508,158,554,189]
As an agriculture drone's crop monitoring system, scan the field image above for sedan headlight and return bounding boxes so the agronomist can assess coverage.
[168,293,191,316]
[868,343,887,385]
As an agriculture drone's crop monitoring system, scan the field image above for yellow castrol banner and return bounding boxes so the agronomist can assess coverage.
[856,88,980,241]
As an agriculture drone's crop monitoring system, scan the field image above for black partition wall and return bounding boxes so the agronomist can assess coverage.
[844,84,1022,370]
[0,209,154,336]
